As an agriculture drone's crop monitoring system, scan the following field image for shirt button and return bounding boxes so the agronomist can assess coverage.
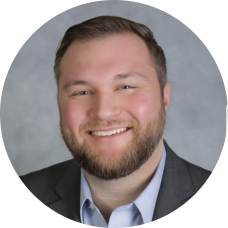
[89,203,95,210]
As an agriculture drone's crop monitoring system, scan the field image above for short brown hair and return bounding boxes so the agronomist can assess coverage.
[54,16,167,93]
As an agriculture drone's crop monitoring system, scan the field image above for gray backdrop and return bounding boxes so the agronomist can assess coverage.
[0,1,226,176]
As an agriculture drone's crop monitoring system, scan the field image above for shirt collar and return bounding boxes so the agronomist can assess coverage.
[80,170,93,222]
[80,144,166,224]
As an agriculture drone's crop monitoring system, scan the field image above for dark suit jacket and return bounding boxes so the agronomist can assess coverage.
[20,140,211,223]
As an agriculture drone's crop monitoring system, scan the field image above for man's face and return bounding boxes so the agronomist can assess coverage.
[58,33,170,180]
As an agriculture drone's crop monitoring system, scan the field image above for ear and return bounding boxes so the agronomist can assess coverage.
[163,82,171,111]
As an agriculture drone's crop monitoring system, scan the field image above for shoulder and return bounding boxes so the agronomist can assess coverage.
[20,159,76,184]
[20,159,79,201]
[164,140,211,192]
[0,159,80,200]
[182,159,211,191]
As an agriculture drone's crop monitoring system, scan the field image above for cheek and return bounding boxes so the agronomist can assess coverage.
[60,102,85,130]
[125,92,161,122]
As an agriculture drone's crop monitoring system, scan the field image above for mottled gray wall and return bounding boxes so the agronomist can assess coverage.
[0,1,226,175]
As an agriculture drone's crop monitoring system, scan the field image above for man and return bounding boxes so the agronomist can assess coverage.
[21,16,210,227]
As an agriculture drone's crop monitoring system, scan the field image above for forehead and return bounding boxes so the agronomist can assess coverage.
[59,33,156,84]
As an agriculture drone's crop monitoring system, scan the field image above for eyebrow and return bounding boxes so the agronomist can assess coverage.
[63,72,148,91]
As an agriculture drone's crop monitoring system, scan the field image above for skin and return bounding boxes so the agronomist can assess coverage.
[58,33,171,222]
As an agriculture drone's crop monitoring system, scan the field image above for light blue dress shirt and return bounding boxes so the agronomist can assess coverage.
[80,144,166,227]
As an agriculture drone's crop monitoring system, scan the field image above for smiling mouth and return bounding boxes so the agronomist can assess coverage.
[87,127,132,137]
[87,127,132,138]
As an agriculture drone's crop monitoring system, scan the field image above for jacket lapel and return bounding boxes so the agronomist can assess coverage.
[48,161,81,222]
[152,140,195,221]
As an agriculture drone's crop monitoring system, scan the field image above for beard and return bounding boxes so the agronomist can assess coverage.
[60,102,166,180]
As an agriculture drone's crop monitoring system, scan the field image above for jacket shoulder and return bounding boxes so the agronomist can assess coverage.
[164,140,211,192]
[20,159,77,202]
[182,159,211,191]
[20,159,76,184]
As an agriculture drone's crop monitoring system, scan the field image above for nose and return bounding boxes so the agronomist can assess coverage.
[89,93,121,121]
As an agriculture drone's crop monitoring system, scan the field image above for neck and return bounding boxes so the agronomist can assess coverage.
[83,138,164,222]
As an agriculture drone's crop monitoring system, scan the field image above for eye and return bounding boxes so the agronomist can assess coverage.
[72,85,135,96]
[72,91,91,96]
[120,85,135,89]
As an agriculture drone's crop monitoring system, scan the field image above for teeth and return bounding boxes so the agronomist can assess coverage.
[91,128,128,136]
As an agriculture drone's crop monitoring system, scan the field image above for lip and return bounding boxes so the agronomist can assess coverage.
[86,126,131,133]
[87,127,132,139]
